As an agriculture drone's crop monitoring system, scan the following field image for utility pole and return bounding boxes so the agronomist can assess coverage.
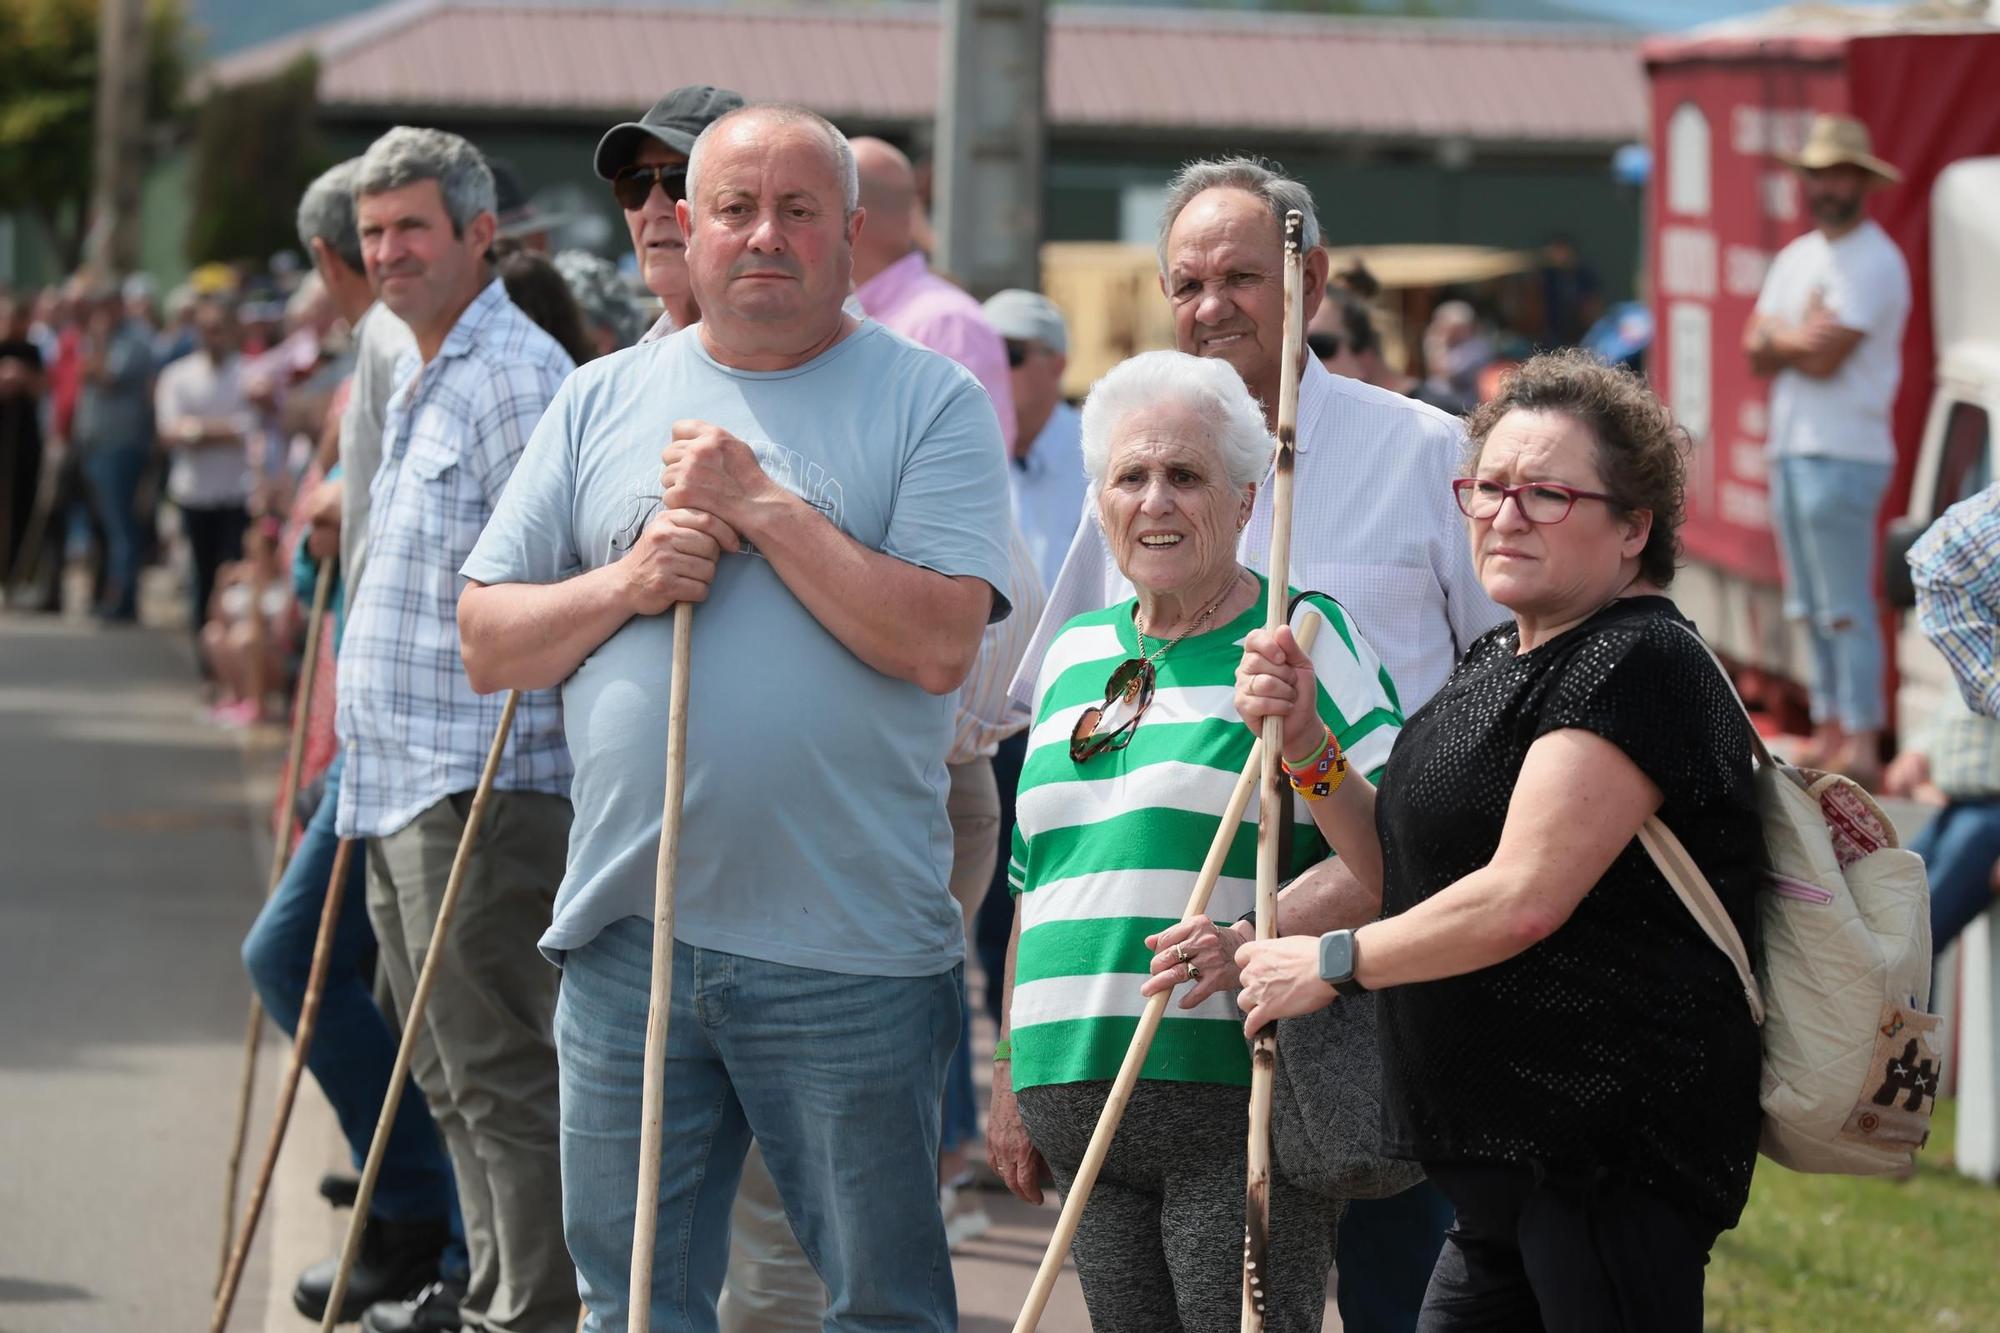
[934,0,1047,297]
[88,0,148,276]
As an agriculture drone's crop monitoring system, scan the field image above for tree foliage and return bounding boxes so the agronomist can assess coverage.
[185,52,325,267]
[0,0,186,273]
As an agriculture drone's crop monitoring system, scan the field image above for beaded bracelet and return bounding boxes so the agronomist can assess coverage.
[1281,723,1348,801]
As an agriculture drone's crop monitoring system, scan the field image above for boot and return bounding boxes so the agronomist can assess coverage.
[360,1279,466,1333]
[292,1216,449,1323]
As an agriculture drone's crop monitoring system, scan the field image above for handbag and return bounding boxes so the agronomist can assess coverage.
[1270,987,1425,1202]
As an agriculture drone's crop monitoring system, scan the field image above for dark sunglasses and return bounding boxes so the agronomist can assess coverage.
[612,163,689,212]
[1307,331,1343,360]
[1005,338,1032,369]
[1069,658,1158,762]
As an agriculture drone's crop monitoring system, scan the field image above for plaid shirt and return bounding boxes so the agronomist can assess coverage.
[336,280,575,839]
[1911,482,2000,720]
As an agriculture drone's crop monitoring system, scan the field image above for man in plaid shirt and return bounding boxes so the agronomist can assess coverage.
[334,126,577,1333]
[1913,481,2000,720]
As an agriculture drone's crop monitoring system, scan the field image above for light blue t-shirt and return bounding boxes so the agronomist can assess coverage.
[462,320,1014,975]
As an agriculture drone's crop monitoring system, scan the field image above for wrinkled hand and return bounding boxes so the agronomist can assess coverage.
[987,1079,1048,1205]
[620,508,740,616]
[1235,935,1337,1037]
[1235,624,1323,758]
[1140,916,1251,1008]
[305,478,342,562]
[660,420,780,533]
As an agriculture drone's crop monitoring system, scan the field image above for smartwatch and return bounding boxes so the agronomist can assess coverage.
[1317,929,1368,996]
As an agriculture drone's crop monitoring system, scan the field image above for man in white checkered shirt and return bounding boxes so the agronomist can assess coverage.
[1005,157,1507,1333]
[334,127,578,1333]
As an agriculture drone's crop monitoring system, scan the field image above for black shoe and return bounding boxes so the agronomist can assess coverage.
[359,1279,465,1333]
[319,1171,361,1209]
[292,1216,450,1323]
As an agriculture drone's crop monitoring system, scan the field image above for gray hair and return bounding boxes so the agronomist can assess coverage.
[1080,350,1273,493]
[1155,157,1322,275]
[685,104,860,217]
[297,158,364,273]
[552,249,651,348]
[353,126,496,235]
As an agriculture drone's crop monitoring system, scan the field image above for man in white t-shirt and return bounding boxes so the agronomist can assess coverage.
[1746,113,1911,785]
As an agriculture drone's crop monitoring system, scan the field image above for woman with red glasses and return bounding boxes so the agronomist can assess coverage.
[987,349,1404,1332]
[1233,349,1764,1331]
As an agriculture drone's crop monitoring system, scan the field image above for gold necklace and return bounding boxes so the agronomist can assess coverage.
[1134,572,1240,676]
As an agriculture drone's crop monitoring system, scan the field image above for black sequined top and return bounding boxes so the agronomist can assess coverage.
[1375,596,1764,1227]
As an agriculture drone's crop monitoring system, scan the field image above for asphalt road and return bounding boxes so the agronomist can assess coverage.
[0,611,287,1330]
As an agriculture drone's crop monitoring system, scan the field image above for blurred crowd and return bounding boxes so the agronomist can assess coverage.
[0,175,658,729]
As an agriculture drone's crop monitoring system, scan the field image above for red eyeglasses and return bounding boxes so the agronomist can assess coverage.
[1452,478,1625,525]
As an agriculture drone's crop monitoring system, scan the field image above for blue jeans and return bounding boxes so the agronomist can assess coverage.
[80,441,147,617]
[1337,1179,1456,1333]
[1913,798,2000,982]
[240,751,466,1274]
[557,919,960,1332]
[1769,454,1891,732]
[940,971,980,1156]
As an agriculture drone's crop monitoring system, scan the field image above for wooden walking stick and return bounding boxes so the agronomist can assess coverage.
[628,600,695,1333]
[1012,614,1325,1333]
[217,557,337,1287]
[1241,210,1307,1333]
[212,837,358,1331]
[318,690,522,1333]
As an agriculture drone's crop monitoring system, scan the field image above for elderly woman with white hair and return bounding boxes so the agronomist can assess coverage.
[986,349,1405,1332]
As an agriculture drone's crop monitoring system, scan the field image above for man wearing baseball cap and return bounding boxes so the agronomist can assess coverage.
[1745,113,1910,785]
[980,289,1084,593]
[595,84,745,340]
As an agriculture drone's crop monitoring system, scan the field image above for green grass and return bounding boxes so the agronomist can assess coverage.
[1706,1101,2000,1331]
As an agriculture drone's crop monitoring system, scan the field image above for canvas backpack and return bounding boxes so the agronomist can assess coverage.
[1636,622,1937,1176]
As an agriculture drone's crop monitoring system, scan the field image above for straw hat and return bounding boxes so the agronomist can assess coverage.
[1780,114,1902,185]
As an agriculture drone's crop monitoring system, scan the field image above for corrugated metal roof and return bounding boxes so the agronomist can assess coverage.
[210,0,1645,145]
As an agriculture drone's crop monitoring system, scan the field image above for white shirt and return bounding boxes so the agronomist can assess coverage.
[153,351,254,509]
[1011,400,1087,591]
[1755,220,1910,466]
[1010,357,1507,718]
[338,305,416,596]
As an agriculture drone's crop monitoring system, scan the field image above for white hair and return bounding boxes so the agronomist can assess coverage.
[684,103,860,216]
[1080,350,1274,493]
[1156,157,1322,275]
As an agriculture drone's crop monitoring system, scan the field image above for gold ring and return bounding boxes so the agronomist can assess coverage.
[1173,943,1191,964]
[1185,960,1200,982]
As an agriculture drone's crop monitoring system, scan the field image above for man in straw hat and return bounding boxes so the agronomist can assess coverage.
[458,102,1013,1329]
[1745,112,1910,786]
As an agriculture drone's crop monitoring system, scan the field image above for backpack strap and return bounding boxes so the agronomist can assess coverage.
[1641,617,1769,1024]
[1665,618,1776,771]
[1638,817,1766,1024]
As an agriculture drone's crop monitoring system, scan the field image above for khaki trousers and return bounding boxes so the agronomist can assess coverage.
[367,790,577,1333]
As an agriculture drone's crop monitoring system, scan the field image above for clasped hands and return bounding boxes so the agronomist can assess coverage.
[622,420,782,616]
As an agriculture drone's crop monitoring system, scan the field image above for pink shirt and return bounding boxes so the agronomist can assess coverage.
[855,251,1016,447]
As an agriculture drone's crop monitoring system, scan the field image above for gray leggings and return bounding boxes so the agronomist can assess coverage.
[1016,1079,1339,1333]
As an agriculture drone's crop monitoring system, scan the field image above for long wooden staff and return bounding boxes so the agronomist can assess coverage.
[1012,613,1325,1333]
[318,691,522,1333]
[1242,210,1306,1333]
[628,600,694,1333]
[218,557,336,1287]
[212,837,358,1331]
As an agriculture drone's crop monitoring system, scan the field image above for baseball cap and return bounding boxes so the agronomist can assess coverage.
[981,289,1068,356]
[594,85,747,181]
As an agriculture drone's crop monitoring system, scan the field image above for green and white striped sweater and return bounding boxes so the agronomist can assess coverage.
[1007,576,1403,1092]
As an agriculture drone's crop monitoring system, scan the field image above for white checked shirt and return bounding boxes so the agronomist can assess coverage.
[336,280,576,839]
[950,525,1046,762]
[1009,357,1506,717]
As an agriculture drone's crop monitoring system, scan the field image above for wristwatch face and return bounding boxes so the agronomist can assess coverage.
[1318,930,1356,987]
